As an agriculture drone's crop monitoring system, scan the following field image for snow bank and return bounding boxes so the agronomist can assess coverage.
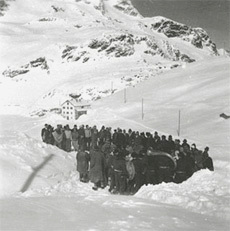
[135,168,230,220]
[0,129,76,197]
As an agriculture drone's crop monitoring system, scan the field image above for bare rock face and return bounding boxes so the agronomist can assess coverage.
[88,34,135,57]
[2,57,49,78]
[61,33,195,64]
[2,69,29,78]
[113,0,141,17]
[30,57,49,70]
[151,18,218,55]
[220,113,230,119]
[0,0,12,16]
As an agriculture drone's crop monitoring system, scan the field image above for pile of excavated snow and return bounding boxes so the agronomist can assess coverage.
[135,166,230,219]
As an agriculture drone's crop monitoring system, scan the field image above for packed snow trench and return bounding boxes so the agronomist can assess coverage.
[0,114,229,231]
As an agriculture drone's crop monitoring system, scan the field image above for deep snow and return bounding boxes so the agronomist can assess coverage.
[0,114,229,231]
[0,0,230,230]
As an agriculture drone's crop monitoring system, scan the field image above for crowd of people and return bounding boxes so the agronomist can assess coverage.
[41,123,214,195]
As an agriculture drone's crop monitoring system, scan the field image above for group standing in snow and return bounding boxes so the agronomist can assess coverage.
[41,124,214,194]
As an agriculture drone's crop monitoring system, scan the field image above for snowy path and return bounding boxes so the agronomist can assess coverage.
[1,193,228,231]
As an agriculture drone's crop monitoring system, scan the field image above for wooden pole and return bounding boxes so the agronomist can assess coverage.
[142,98,144,120]
[177,110,181,136]
[124,88,126,103]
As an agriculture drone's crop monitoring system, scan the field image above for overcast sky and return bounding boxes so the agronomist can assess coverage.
[131,0,230,50]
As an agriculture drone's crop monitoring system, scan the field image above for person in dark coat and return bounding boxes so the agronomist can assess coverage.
[157,153,174,184]
[116,129,126,148]
[41,124,49,143]
[123,129,129,146]
[84,125,91,151]
[153,131,161,150]
[101,140,113,186]
[46,125,54,145]
[131,152,145,194]
[112,129,118,145]
[91,126,99,148]
[146,133,155,150]
[89,145,105,190]
[98,126,106,147]
[113,149,128,194]
[61,126,66,151]
[159,135,170,153]
[185,152,195,178]
[182,139,190,152]
[191,143,203,171]
[78,125,85,149]
[174,139,181,151]
[76,146,90,182]
[145,148,158,185]
[140,132,147,151]
[64,125,72,152]
[127,129,135,146]
[174,147,188,183]
[105,127,112,141]
[72,125,79,151]
[167,135,175,155]
[202,147,214,171]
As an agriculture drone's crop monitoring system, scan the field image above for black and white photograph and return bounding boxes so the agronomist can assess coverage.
[0,0,229,230]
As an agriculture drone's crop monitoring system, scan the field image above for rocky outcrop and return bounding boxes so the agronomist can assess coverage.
[51,5,64,12]
[137,36,195,62]
[62,33,195,63]
[151,18,218,55]
[29,57,49,70]
[2,57,49,78]
[220,113,230,119]
[88,34,135,57]
[0,0,13,16]
[2,69,29,78]
[62,46,90,62]
[113,0,141,17]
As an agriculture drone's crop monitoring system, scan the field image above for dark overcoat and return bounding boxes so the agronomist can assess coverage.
[89,149,105,183]
[77,151,90,174]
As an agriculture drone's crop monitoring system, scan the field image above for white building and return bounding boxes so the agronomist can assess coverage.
[61,99,90,120]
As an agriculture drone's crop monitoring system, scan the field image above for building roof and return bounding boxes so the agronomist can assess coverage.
[61,99,90,107]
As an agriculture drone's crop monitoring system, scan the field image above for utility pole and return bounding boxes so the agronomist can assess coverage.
[124,88,127,103]
[142,98,144,120]
[111,81,113,93]
[177,110,181,136]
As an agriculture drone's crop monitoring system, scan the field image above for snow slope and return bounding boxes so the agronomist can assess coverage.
[0,56,229,230]
[0,0,230,230]
[0,0,221,114]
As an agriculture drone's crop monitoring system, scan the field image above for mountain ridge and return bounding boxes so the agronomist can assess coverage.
[0,0,225,114]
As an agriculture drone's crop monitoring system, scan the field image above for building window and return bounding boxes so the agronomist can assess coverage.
[67,112,69,114]
[70,107,73,109]
[67,107,69,109]
[63,107,65,109]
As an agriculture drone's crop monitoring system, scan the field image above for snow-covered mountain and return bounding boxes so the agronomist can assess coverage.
[0,0,223,113]
[0,1,230,230]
